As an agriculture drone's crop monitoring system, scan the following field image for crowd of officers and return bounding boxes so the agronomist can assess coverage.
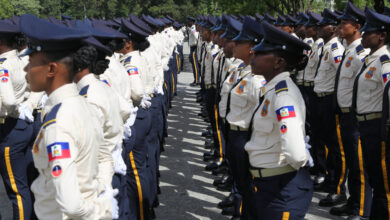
[0,12,187,220]
[188,2,390,220]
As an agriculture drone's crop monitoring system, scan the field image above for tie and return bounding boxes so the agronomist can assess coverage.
[351,57,368,113]
[247,95,265,141]
[314,47,324,78]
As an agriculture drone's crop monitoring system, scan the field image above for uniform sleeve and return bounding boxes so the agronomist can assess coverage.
[125,64,144,104]
[0,68,18,113]
[330,43,345,69]
[46,125,110,219]
[248,76,265,104]
[273,92,308,170]
[380,56,390,86]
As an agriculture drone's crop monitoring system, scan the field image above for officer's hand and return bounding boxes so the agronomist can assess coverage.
[112,143,127,175]
[18,104,34,123]
[100,185,119,219]
[140,96,152,109]
[38,94,48,108]
[304,136,314,167]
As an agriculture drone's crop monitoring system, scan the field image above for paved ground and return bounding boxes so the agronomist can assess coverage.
[0,44,346,220]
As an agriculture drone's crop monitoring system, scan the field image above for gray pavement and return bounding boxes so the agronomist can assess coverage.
[0,45,346,220]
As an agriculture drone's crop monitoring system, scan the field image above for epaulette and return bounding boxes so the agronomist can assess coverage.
[237,62,245,70]
[307,39,313,44]
[318,42,324,47]
[275,80,288,94]
[380,55,390,65]
[0,58,7,64]
[331,43,338,51]
[79,85,89,97]
[356,45,364,55]
[213,53,218,58]
[42,103,62,129]
[124,56,132,65]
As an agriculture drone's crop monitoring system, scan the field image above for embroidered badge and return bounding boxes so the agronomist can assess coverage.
[33,131,43,154]
[261,80,267,87]
[345,57,353,68]
[324,52,329,61]
[275,106,296,122]
[383,72,390,83]
[101,79,111,87]
[365,67,376,79]
[127,67,139,76]
[124,56,132,65]
[52,165,62,177]
[229,72,235,83]
[46,142,71,162]
[261,99,270,117]
[0,58,7,64]
[309,52,315,60]
[334,56,343,64]
[280,125,287,134]
[236,80,246,94]
[0,69,9,83]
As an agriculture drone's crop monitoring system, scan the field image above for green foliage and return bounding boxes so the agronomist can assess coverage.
[0,0,388,21]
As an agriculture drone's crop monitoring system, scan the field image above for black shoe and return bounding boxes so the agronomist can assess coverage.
[153,197,160,208]
[347,215,368,220]
[330,204,353,216]
[218,194,235,209]
[204,142,214,149]
[217,181,233,192]
[203,151,218,161]
[319,193,347,207]
[230,217,240,220]
[205,161,222,171]
[212,165,229,176]
[150,208,156,219]
[157,186,161,194]
[314,181,331,193]
[213,175,232,186]
[202,130,213,137]
[221,206,235,216]
[190,82,197,87]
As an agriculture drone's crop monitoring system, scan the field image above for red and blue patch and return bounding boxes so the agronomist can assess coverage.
[383,73,390,83]
[52,165,62,177]
[0,69,9,83]
[280,125,287,134]
[101,79,111,87]
[275,106,296,122]
[334,56,343,64]
[127,67,139,76]
[46,142,71,162]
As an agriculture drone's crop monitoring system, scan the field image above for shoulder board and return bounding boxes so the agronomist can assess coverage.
[124,56,132,65]
[275,80,288,94]
[380,55,390,65]
[238,62,245,69]
[331,43,338,50]
[356,45,364,55]
[79,85,89,97]
[318,42,324,47]
[0,58,7,64]
[42,103,62,129]
[212,53,218,58]
[307,39,313,44]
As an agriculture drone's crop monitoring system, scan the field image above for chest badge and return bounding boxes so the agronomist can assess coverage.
[365,67,376,79]
[33,131,43,154]
[261,99,270,117]
[236,80,247,95]
[324,51,329,61]
[345,57,353,68]
[229,72,235,83]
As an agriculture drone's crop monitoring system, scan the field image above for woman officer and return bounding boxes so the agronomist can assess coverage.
[245,21,313,219]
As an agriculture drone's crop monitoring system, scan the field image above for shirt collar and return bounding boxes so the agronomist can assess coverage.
[0,49,18,58]
[345,38,361,53]
[261,72,290,96]
[324,37,339,48]
[76,74,98,91]
[44,83,78,114]
[366,45,388,66]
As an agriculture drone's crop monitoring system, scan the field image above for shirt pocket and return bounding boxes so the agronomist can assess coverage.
[253,116,274,146]
[360,78,378,99]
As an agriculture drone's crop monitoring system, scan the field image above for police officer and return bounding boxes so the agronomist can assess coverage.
[187,16,200,86]
[331,3,372,219]
[352,8,390,219]
[20,14,116,219]
[246,20,313,220]
[314,9,346,206]
[0,20,35,220]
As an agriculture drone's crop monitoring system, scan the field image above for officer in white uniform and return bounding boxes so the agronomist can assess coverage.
[187,16,200,86]
[20,14,115,220]
[246,20,313,220]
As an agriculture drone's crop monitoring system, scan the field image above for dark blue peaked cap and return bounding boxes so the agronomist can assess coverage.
[220,17,242,39]
[0,20,20,34]
[255,13,264,22]
[211,16,222,31]
[361,7,390,32]
[173,21,183,29]
[318,9,339,25]
[384,7,390,17]
[296,12,309,25]
[146,15,165,27]
[48,16,63,26]
[202,15,217,29]
[233,16,263,44]
[274,15,286,26]
[82,36,112,55]
[166,15,175,23]
[20,14,89,55]
[253,21,310,54]
[213,14,228,31]
[187,16,196,22]
[129,15,153,35]
[75,19,116,39]
[120,18,149,41]
[61,14,72,21]
[339,2,365,24]
[264,13,276,23]
[92,20,127,39]
[282,15,298,26]
[305,12,322,26]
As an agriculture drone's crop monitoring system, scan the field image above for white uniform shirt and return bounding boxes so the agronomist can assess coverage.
[204,43,219,85]
[226,65,265,128]
[120,51,145,105]
[296,37,314,83]
[314,37,345,93]
[31,84,111,220]
[245,72,308,170]
[356,45,390,114]
[188,25,199,47]
[337,38,370,108]
[303,38,324,82]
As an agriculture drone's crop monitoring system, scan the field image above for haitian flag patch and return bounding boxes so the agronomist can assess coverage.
[46,142,71,162]
[275,106,296,121]
[127,67,139,76]
[101,79,111,87]
[0,69,9,83]
[334,56,342,64]
[383,73,390,83]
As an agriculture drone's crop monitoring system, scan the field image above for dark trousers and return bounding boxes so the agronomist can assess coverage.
[0,118,33,220]
[338,112,372,216]
[226,129,254,219]
[112,173,130,220]
[189,46,200,83]
[304,86,327,176]
[359,119,390,220]
[251,168,313,219]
